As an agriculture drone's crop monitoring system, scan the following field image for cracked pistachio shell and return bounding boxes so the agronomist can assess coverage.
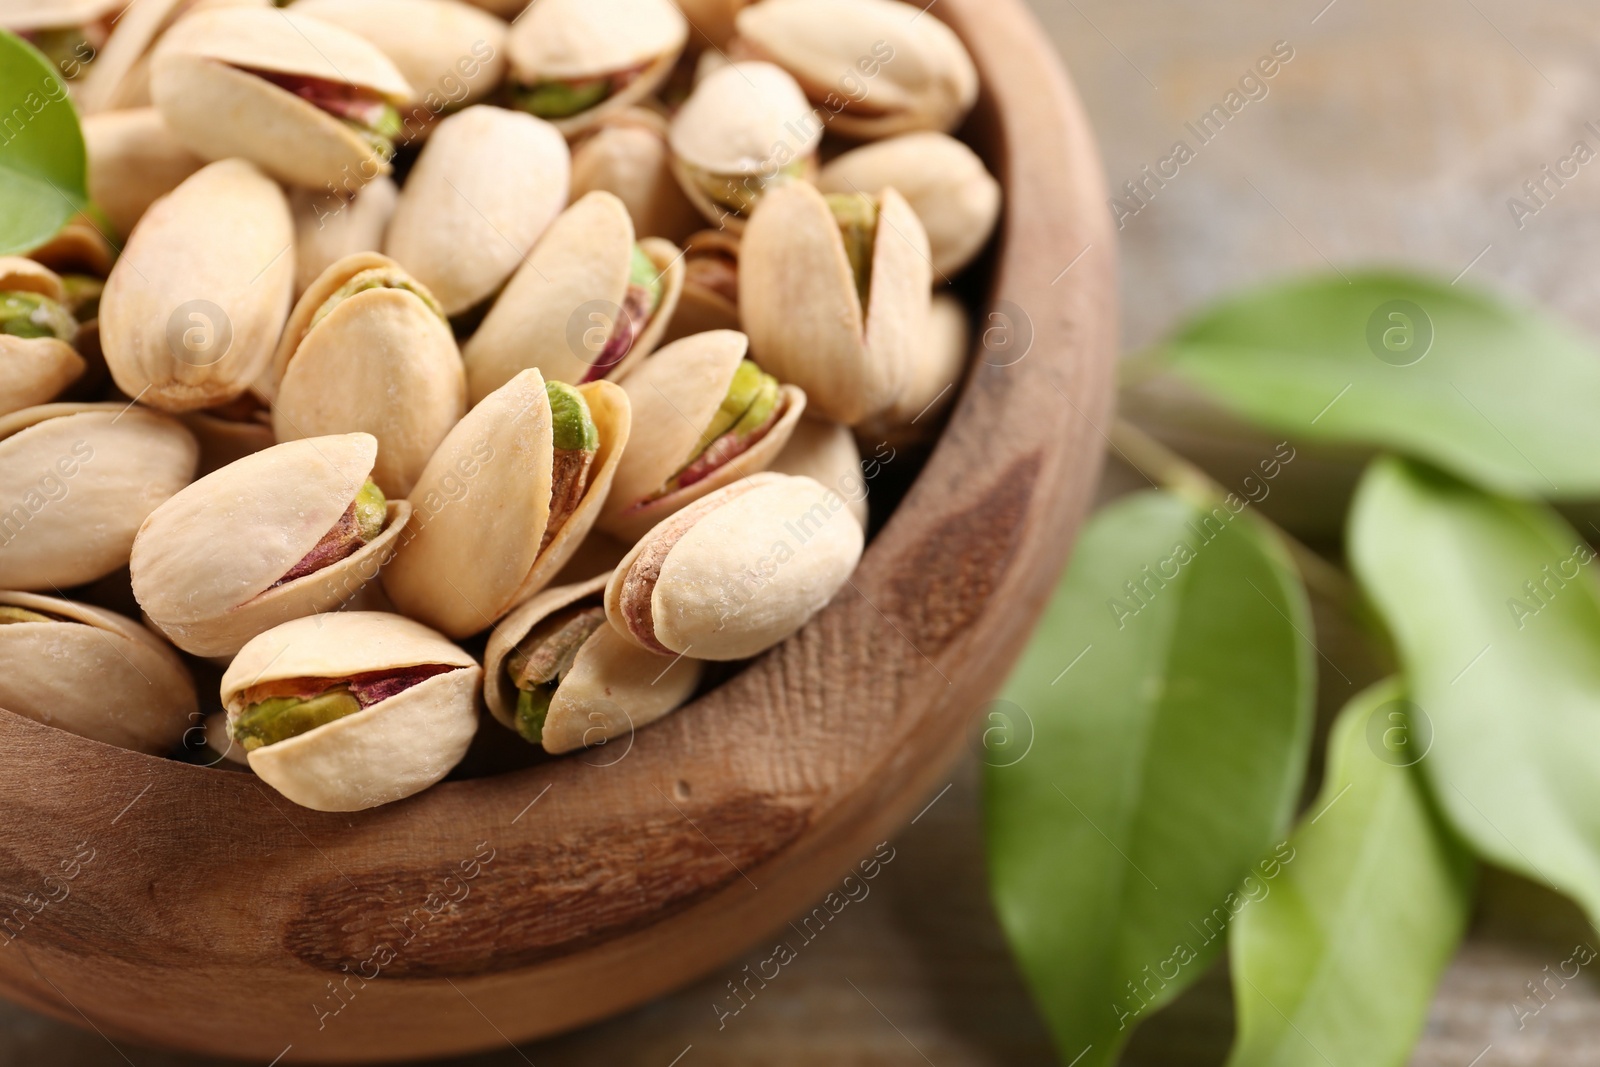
[483,572,702,754]
[0,403,198,590]
[384,105,570,317]
[0,590,197,754]
[660,229,741,344]
[129,432,412,658]
[819,132,1000,276]
[382,369,631,638]
[83,109,206,240]
[605,471,862,660]
[598,329,806,542]
[289,176,397,298]
[0,258,86,417]
[25,216,114,278]
[151,8,412,190]
[291,0,508,109]
[507,0,686,137]
[769,416,866,528]
[272,252,465,496]
[462,191,683,402]
[741,181,929,424]
[78,0,268,114]
[571,108,703,243]
[856,290,967,447]
[100,159,294,413]
[734,0,977,139]
[222,611,480,811]
[668,61,821,232]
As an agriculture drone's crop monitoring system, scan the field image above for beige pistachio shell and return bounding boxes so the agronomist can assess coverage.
[0,403,198,590]
[741,181,929,424]
[483,572,702,753]
[507,0,686,136]
[383,370,631,638]
[129,432,411,657]
[597,328,806,542]
[856,290,967,447]
[77,0,268,114]
[25,217,114,278]
[673,0,751,51]
[100,159,294,413]
[0,590,197,754]
[83,109,206,240]
[151,8,412,190]
[222,611,480,812]
[734,0,977,139]
[0,257,85,417]
[571,108,703,243]
[0,0,121,31]
[462,192,683,401]
[819,132,999,276]
[659,229,741,344]
[289,176,398,297]
[272,252,465,496]
[669,61,821,232]
[384,105,570,317]
[769,416,866,527]
[291,0,508,108]
[605,471,862,660]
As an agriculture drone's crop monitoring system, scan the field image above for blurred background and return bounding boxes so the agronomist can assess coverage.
[11,0,1600,1062]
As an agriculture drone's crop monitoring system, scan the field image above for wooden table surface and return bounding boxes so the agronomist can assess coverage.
[11,0,1600,1063]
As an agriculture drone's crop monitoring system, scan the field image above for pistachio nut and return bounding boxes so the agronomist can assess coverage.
[384,104,570,318]
[83,108,206,240]
[290,0,509,138]
[672,0,752,52]
[179,389,276,475]
[150,7,413,190]
[221,611,481,811]
[855,290,967,447]
[769,416,867,528]
[668,61,822,232]
[504,0,686,136]
[659,229,740,345]
[202,710,251,765]
[0,258,87,418]
[606,471,862,660]
[484,572,702,753]
[271,252,465,496]
[598,329,806,542]
[819,132,1000,276]
[1,0,118,73]
[289,175,397,297]
[462,191,683,402]
[77,0,269,114]
[571,108,703,244]
[129,432,412,657]
[741,182,930,424]
[25,217,115,279]
[382,369,631,638]
[0,402,198,589]
[0,590,198,754]
[733,0,978,140]
[100,158,295,412]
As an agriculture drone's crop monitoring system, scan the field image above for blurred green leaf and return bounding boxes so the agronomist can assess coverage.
[985,490,1314,1067]
[1227,677,1475,1067]
[1147,271,1600,499]
[1350,457,1600,925]
[0,31,87,256]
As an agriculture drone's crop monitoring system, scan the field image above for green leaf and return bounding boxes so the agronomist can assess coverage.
[1147,271,1600,499]
[0,31,88,256]
[1350,457,1600,925]
[984,490,1315,1067]
[1227,678,1475,1067]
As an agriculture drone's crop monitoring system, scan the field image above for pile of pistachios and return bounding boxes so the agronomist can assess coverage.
[0,0,1000,812]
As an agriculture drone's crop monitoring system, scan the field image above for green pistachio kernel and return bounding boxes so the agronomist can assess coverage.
[0,606,57,624]
[507,605,607,744]
[516,78,612,119]
[695,159,808,217]
[231,687,363,752]
[826,193,877,308]
[630,244,663,312]
[546,381,599,454]
[1,291,76,341]
[354,479,386,543]
[310,267,446,329]
[515,687,553,744]
[694,360,777,459]
[347,103,403,157]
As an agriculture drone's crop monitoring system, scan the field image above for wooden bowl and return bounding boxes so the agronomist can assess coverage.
[0,0,1114,1059]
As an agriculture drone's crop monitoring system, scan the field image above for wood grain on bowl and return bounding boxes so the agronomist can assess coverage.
[0,0,1115,1059]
